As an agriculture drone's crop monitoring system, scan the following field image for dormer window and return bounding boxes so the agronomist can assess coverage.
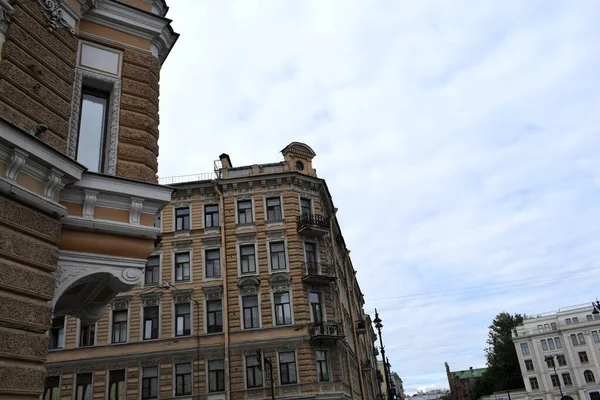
[295,161,304,171]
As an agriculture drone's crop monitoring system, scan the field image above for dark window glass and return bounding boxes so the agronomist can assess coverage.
[529,377,539,390]
[557,354,567,366]
[49,317,64,350]
[175,363,192,396]
[205,204,219,227]
[175,303,191,336]
[546,358,555,368]
[108,370,125,400]
[279,352,297,385]
[555,337,562,348]
[550,374,559,387]
[524,359,534,371]
[75,373,92,400]
[79,322,95,347]
[573,317,579,324]
[594,331,600,342]
[274,292,292,326]
[77,90,108,172]
[266,197,282,220]
[142,367,158,400]
[175,252,190,282]
[145,256,160,285]
[562,372,573,386]
[309,292,322,323]
[43,376,60,400]
[175,207,190,231]
[207,300,223,333]
[143,306,159,340]
[243,296,260,329]
[300,198,311,216]
[205,249,221,278]
[238,200,253,224]
[551,322,557,331]
[571,334,578,346]
[112,310,127,343]
[578,332,586,344]
[585,370,596,383]
[270,242,286,270]
[305,242,317,266]
[316,350,330,381]
[240,244,256,274]
[246,355,263,388]
[579,351,589,363]
[209,360,225,392]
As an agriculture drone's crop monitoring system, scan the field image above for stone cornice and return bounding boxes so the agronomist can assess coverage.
[61,215,160,238]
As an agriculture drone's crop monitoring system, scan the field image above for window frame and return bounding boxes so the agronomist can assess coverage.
[316,350,330,382]
[242,295,260,329]
[141,366,158,400]
[550,374,560,388]
[562,372,573,386]
[239,243,258,275]
[557,354,567,366]
[309,291,324,323]
[304,241,318,267]
[143,305,160,340]
[204,248,221,279]
[108,369,126,400]
[174,302,191,337]
[75,87,110,173]
[49,316,66,350]
[529,377,539,390]
[273,291,293,326]
[206,299,223,334]
[204,203,220,228]
[237,199,254,225]
[174,206,191,232]
[579,351,589,363]
[144,255,161,286]
[175,363,192,396]
[75,372,93,400]
[43,376,60,400]
[174,251,191,283]
[268,240,288,272]
[111,309,128,344]
[278,351,298,385]
[265,196,283,221]
[78,320,96,348]
[520,343,530,355]
[524,359,534,371]
[585,369,596,383]
[208,359,225,393]
[300,197,312,216]
[245,354,264,389]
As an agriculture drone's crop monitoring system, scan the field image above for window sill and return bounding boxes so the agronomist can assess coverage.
[236,223,255,231]
[174,230,191,237]
[206,331,224,336]
[204,226,221,235]
[175,280,191,284]
[266,219,285,227]
[204,277,222,282]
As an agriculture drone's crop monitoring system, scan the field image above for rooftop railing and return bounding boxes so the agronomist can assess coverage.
[158,172,217,185]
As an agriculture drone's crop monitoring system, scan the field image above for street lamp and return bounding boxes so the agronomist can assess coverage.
[592,300,600,315]
[256,350,276,400]
[544,355,564,400]
[373,309,393,400]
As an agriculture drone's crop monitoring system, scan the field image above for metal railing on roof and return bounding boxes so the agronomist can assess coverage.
[158,172,217,185]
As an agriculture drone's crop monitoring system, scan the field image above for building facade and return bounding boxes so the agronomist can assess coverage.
[0,0,177,398]
[445,363,486,400]
[513,304,600,400]
[44,144,381,399]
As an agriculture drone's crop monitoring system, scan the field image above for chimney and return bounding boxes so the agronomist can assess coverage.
[219,153,232,169]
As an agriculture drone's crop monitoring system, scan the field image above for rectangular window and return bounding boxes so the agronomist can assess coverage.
[316,350,330,382]
[557,354,567,366]
[175,207,190,231]
[588,315,594,321]
[76,89,108,173]
[209,360,225,392]
[143,306,159,340]
[571,334,579,346]
[270,242,286,271]
[175,363,192,396]
[154,214,161,229]
[142,367,158,400]
[79,322,95,347]
[246,355,263,388]
[274,292,292,326]
[205,249,221,278]
[266,197,282,220]
[238,200,253,224]
[175,252,190,282]
[551,322,557,331]
[207,300,223,333]
[548,338,555,350]
[108,370,125,400]
[520,343,530,355]
[300,198,311,216]
[544,323,550,331]
[541,339,548,351]
[112,310,127,343]
[205,204,219,228]
[562,372,573,386]
[49,317,64,350]
[550,374,560,388]
[240,245,256,274]
[43,376,60,400]
[279,352,298,385]
[579,351,589,363]
[524,359,534,371]
[537,324,543,333]
[309,292,323,323]
[578,332,586,344]
[529,377,539,390]
[546,358,555,368]
[573,317,579,323]
[555,337,562,349]
[145,256,160,285]
[593,331,600,342]
[304,242,317,267]
[566,318,572,324]
[175,303,191,336]
[76,373,92,400]
[243,295,260,329]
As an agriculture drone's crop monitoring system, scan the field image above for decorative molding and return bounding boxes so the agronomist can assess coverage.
[141,293,161,307]
[173,240,192,250]
[269,273,291,293]
[0,177,67,216]
[238,276,260,296]
[5,148,28,181]
[82,189,98,218]
[202,285,223,300]
[129,197,144,224]
[37,0,76,34]
[202,236,221,247]
[172,289,192,304]
[61,215,161,239]
[266,229,285,239]
[43,168,64,198]
[111,295,131,311]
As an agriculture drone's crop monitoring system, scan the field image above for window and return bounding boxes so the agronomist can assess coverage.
[175,252,190,282]
[520,343,530,355]
[209,360,225,392]
[270,242,286,270]
[548,338,555,350]
[279,352,298,385]
[550,374,560,388]
[205,249,221,278]
[537,325,543,333]
[207,300,223,333]
[43,376,60,400]
[108,370,125,400]
[555,337,562,349]
[585,370,596,383]
[544,323,550,331]
[309,292,323,323]
[546,358,555,368]
[238,200,253,224]
[175,363,192,396]
[142,367,158,400]
[579,351,589,363]
[274,292,292,326]
[175,207,190,231]
[578,332,586,344]
[588,315,594,321]
[240,244,256,274]
[571,334,579,346]
[79,322,95,347]
[525,359,534,371]
[76,373,92,400]
[145,256,160,285]
[143,306,159,340]
[562,372,573,386]
[246,355,263,388]
[593,330,600,342]
[551,322,557,331]
[596,314,600,320]
[266,197,282,220]
[49,317,64,350]
[205,204,219,228]
[154,213,161,229]
[300,198,311,216]
[243,295,260,329]
[573,317,579,324]
[316,350,330,382]
[112,310,127,343]
[541,339,548,351]
[557,354,567,366]
[305,242,317,267]
[76,89,109,172]
[529,377,539,390]
[175,303,191,336]
[566,318,572,325]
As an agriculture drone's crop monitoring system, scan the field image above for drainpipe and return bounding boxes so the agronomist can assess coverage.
[215,183,230,399]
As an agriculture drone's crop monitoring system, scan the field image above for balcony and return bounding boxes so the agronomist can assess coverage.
[310,322,344,343]
[302,262,336,285]
[297,214,330,236]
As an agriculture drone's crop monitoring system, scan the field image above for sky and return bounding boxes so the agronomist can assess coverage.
[157,0,600,393]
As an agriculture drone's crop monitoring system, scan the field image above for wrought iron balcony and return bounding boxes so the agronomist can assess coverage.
[302,262,336,285]
[309,322,344,343]
[296,213,330,236]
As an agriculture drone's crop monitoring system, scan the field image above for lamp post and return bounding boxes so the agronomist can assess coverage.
[544,355,564,399]
[592,300,600,315]
[256,350,275,400]
[373,309,392,400]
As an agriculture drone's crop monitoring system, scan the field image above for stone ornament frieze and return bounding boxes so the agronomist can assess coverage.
[202,285,223,300]
[269,272,291,293]
[141,293,161,307]
[172,289,192,304]
[37,0,76,33]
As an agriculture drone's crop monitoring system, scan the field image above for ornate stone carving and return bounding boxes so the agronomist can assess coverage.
[42,168,64,198]
[5,148,28,181]
[54,264,93,289]
[173,289,192,304]
[141,293,161,307]
[173,240,192,250]
[121,268,142,284]
[37,0,75,33]
[111,297,130,311]
[202,285,223,300]
[238,276,260,296]
[82,190,98,218]
[129,197,144,224]
[269,273,291,293]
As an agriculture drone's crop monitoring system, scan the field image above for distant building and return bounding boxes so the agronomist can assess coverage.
[391,371,406,399]
[513,303,600,400]
[445,363,487,400]
[410,389,449,400]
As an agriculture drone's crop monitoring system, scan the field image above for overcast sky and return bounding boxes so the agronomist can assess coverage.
[157,0,600,393]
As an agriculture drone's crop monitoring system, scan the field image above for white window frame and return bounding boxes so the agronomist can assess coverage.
[108,307,130,345]
[172,300,194,337]
[140,302,162,342]
[203,202,220,231]
[303,240,320,265]
[235,197,255,227]
[76,319,98,348]
[239,292,262,330]
[173,204,192,234]
[237,241,259,277]
[202,246,222,281]
[204,297,223,335]
[73,370,94,400]
[264,194,284,224]
[266,238,290,273]
[172,249,193,283]
[142,251,162,288]
[309,291,326,323]
[271,289,295,327]
[277,349,300,386]
[315,349,332,382]
[298,195,314,215]
[49,315,67,350]
[243,352,265,389]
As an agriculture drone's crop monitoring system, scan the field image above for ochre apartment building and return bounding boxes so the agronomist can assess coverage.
[44,144,381,399]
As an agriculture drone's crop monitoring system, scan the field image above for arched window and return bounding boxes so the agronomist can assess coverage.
[585,370,595,383]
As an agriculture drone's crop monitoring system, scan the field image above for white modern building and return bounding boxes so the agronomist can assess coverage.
[513,303,600,400]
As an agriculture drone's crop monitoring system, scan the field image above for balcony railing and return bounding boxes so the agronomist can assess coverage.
[302,262,336,284]
[158,172,217,185]
[310,322,344,342]
[297,214,330,236]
